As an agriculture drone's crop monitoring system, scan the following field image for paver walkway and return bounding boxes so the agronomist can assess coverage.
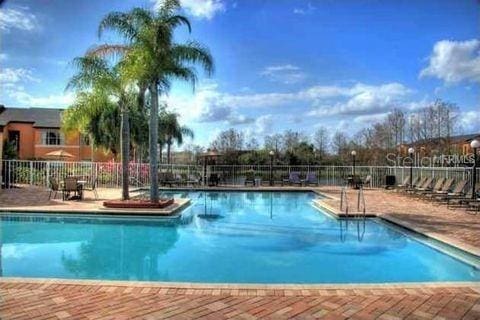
[1,280,479,319]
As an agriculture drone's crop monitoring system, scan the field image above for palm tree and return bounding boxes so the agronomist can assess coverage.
[62,90,120,158]
[66,56,135,200]
[159,111,194,164]
[93,0,214,202]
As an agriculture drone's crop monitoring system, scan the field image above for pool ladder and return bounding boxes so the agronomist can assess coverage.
[339,185,366,242]
[340,186,349,217]
[357,186,366,218]
[340,185,366,218]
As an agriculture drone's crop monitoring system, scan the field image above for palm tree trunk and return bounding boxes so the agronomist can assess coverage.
[167,142,171,164]
[149,81,159,202]
[159,145,163,164]
[120,108,130,200]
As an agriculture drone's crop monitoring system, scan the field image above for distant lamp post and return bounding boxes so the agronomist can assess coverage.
[351,150,357,177]
[470,139,480,199]
[269,150,275,186]
[408,147,415,188]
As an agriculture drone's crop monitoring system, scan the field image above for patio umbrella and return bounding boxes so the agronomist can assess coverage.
[45,150,75,160]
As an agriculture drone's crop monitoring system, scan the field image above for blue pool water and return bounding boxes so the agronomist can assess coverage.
[1,191,479,283]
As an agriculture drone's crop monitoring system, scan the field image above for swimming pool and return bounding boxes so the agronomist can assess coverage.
[1,191,479,284]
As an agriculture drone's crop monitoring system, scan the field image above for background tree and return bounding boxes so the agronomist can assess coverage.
[158,111,194,164]
[313,126,329,161]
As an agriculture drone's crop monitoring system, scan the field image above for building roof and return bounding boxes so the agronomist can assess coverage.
[399,133,480,147]
[0,107,63,128]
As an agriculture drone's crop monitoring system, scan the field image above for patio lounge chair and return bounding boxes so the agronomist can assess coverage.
[414,177,445,197]
[244,170,256,186]
[363,175,372,188]
[48,176,60,200]
[433,180,468,203]
[397,176,410,188]
[304,172,319,186]
[287,172,302,186]
[404,177,429,193]
[423,178,455,198]
[452,188,480,212]
[401,176,422,192]
[446,187,477,208]
[467,199,480,214]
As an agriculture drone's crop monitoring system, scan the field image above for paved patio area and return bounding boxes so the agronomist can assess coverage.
[1,279,479,320]
[1,186,479,319]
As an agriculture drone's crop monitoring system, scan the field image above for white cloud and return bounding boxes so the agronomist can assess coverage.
[0,67,39,84]
[420,39,480,84]
[307,83,412,116]
[0,6,39,32]
[7,91,74,108]
[293,2,316,15]
[0,67,72,108]
[166,80,413,128]
[459,110,480,132]
[255,114,273,134]
[0,53,8,61]
[353,113,389,124]
[152,0,225,20]
[260,64,307,84]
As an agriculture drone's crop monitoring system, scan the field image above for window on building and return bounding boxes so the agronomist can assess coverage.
[42,129,64,145]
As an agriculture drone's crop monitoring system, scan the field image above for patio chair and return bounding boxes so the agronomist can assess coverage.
[397,176,410,188]
[244,170,256,186]
[423,178,455,198]
[83,177,98,200]
[287,172,302,186]
[400,176,421,192]
[427,178,455,195]
[447,182,480,207]
[208,173,219,186]
[467,199,480,214]
[62,176,79,201]
[186,173,201,187]
[414,177,445,197]
[48,176,60,200]
[433,180,468,203]
[304,172,319,186]
[404,177,429,193]
[363,175,372,188]
[160,172,177,187]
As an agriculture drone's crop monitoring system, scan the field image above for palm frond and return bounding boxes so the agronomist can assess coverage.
[166,15,191,33]
[171,41,215,76]
[98,12,136,40]
[87,44,130,59]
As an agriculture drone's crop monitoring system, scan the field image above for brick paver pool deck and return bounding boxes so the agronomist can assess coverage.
[1,279,479,320]
[0,186,479,319]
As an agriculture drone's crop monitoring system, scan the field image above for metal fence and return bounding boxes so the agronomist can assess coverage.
[0,160,478,189]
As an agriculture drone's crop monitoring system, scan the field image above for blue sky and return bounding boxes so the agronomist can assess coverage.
[0,0,479,147]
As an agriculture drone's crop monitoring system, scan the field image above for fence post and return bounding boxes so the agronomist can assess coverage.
[46,162,50,187]
[29,161,33,186]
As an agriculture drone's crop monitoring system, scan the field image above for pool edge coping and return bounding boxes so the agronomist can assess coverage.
[1,277,478,291]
